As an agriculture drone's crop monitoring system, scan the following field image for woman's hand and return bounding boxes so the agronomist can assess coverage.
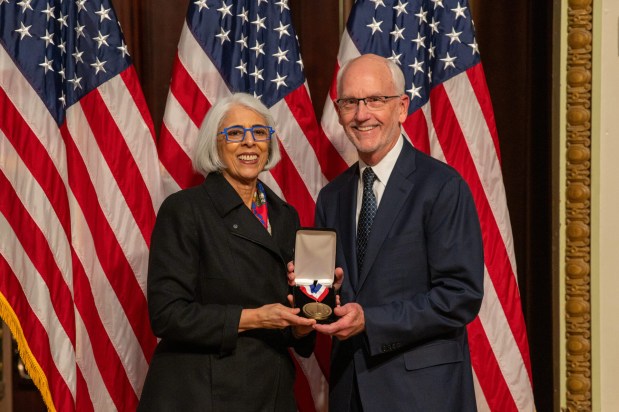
[287,261,345,292]
[238,303,315,332]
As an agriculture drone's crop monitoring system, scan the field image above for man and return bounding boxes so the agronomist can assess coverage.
[313,54,484,411]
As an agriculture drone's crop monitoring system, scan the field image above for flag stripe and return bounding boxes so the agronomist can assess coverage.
[79,90,155,246]
[59,122,155,358]
[159,123,204,189]
[0,218,74,411]
[169,55,212,128]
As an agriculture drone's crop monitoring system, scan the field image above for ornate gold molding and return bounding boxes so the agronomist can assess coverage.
[565,0,593,410]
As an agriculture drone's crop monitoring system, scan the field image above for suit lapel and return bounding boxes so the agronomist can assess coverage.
[338,168,361,291]
[357,140,417,291]
[203,173,282,259]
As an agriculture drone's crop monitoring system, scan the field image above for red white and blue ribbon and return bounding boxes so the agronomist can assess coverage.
[299,282,329,302]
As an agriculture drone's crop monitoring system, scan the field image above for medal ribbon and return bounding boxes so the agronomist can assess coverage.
[299,282,329,302]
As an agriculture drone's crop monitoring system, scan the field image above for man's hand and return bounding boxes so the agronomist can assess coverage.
[313,302,365,340]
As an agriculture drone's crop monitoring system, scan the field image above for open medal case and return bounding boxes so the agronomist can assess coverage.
[293,228,337,323]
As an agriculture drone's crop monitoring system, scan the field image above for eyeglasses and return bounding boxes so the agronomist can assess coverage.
[218,125,275,143]
[335,95,401,113]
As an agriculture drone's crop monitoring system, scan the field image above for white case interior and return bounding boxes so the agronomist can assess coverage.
[294,229,336,287]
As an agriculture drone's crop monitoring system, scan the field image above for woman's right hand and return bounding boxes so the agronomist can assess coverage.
[238,303,316,332]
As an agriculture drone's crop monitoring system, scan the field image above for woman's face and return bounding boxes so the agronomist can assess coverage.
[217,105,270,186]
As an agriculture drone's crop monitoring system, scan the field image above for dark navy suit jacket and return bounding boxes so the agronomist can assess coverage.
[315,138,484,412]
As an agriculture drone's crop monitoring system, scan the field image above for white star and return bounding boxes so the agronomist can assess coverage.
[217,1,232,18]
[250,67,264,82]
[93,31,110,49]
[58,40,66,55]
[118,41,130,58]
[297,57,304,71]
[91,57,107,74]
[408,58,424,74]
[236,60,247,76]
[414,7,427,24]
[271,73,288,89]
[14,22,32,40]
[17,0,33,13]
[407,83,422,100]
[59,91,66,107]
[440,52,457,69]
[95,5,111,22]
[452,2,467,19]
[429,18,440,34]
[57,12,68,27]
[215,27,230,44]
[250,40,265,57]
[68,74,83,90]
[253,91,263,100]
[58,66,65,80]
[468,39,480,55]
[273,47,289,63]
[237,6,248,22]
[369,0,385,9]
[75,23,86,38]
[236,34,248,50]
[446,27,462,44]
[76,0,88,13]
[275,0,289,12]
[390,25,405,42]
[274,21,290,38]
[393,1,408,16]
[73,49,84,63]
[252,14,267,32]
[411,32,426,49]
[428,44,436,58]
[388,50,402,65]
[40,29,55,47]
[0,0,10,5]
[428,67,433,82]
[41,4,55,20]
[430,0,444,9]
[367,17,383,35]
[194,0,208,11]
[257,0,267,4]
[39,56,54,74]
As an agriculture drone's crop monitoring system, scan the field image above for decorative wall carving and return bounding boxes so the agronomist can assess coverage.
[565,0,593,410]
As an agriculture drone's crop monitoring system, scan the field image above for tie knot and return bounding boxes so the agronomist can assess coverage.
[362,167,376,189]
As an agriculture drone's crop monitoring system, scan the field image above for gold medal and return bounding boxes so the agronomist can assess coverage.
[302,301,332,320]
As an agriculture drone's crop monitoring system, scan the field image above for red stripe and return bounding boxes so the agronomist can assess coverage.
[0,254,75,411]
[402,109,431,155]
[158,123,205,189]
[79,89,156,247]
[0,172,76,346]
[72,252,139,409]
[291,353,318,412]
[120,66,157,144]
[269,144,316,227]
[429,84,533,383]
[0,88,71,237]
[466,64,502,165]
[59,123,156,359]
[169,54,211,127]
[313,332,332,382]
[75,366,95,412]
[284,87,348,181]
[467,317,519,411]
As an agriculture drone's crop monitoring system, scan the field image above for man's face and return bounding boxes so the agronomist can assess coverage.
[337,57,409,165]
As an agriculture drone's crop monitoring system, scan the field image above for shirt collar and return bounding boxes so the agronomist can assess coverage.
[358,135,404,186]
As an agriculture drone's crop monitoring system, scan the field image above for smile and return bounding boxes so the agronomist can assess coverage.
[238,154,258,161]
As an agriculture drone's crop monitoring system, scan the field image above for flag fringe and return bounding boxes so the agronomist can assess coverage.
[0,292,57,412]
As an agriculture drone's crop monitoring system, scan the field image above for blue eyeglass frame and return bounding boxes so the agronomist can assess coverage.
[218,125,275,142]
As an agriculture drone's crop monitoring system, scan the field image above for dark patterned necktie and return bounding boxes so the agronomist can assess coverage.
[357,167,377,271]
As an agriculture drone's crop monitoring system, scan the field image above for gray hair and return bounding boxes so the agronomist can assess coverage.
[336,54,406,96]
[192,93,281,175]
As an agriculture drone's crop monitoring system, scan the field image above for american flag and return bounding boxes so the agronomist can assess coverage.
[320,0,536,410]
[157,0,344,411]
[0,0,163,410]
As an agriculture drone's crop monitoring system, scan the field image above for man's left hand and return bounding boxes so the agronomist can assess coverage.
[313,302,365,340]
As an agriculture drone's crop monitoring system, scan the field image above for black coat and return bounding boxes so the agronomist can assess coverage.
[138,173,310,412]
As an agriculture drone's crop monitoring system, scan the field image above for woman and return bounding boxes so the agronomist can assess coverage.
[138,93,316,411]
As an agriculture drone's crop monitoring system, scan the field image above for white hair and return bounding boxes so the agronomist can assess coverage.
[336,54,406,96]
[192,93,281,175]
